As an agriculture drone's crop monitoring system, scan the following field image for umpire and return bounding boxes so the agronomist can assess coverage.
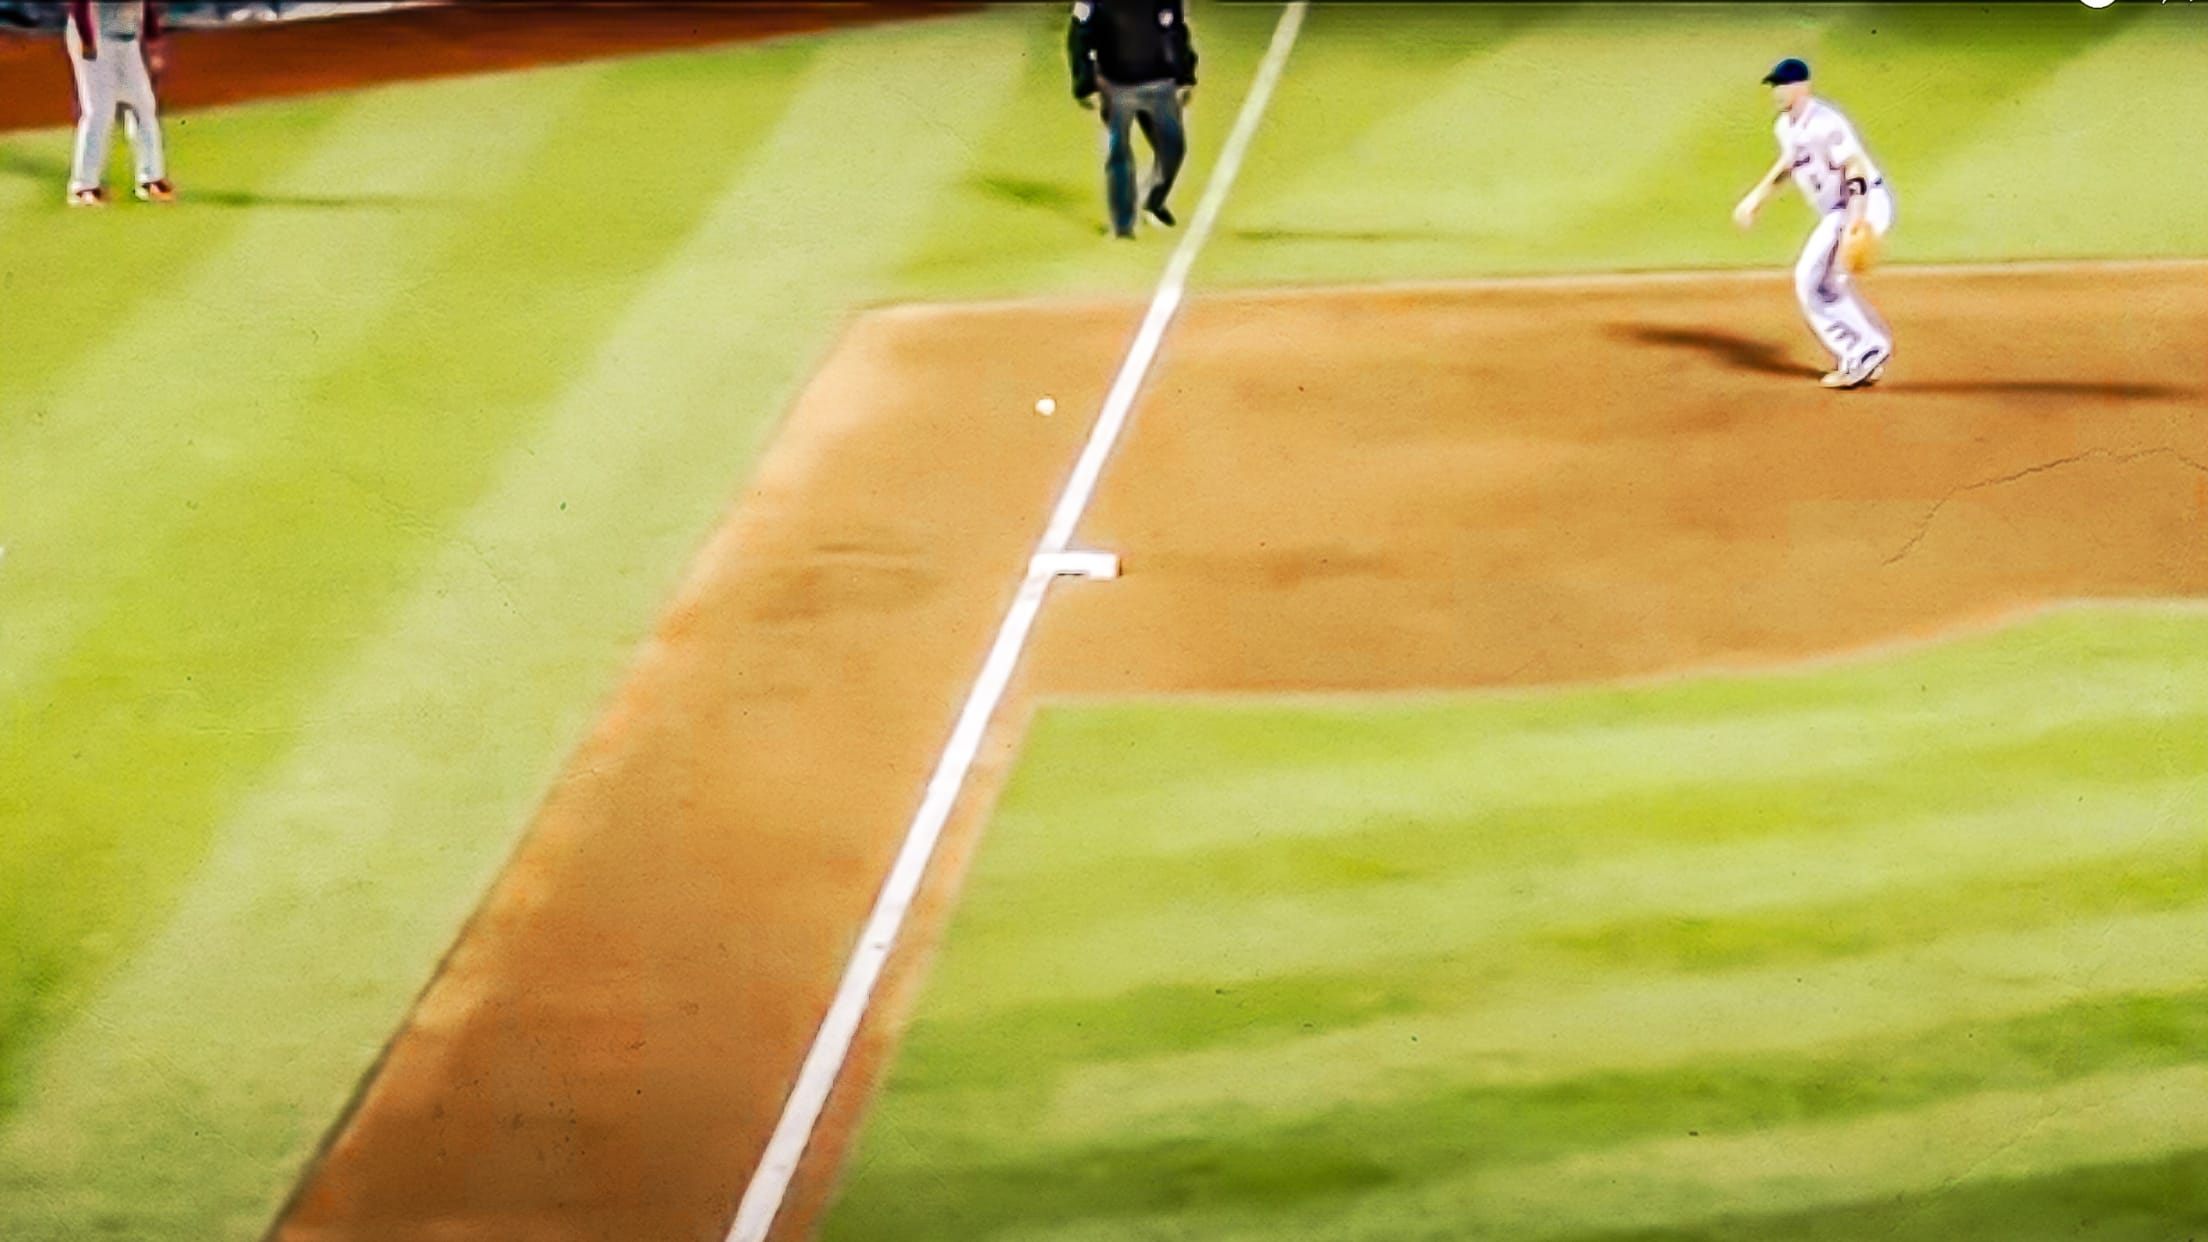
[1068,0,1197,239]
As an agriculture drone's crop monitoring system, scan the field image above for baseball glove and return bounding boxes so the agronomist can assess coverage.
[1839,217,1881,274]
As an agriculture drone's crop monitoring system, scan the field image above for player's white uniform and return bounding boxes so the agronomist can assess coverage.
[1775,98,1893,372]
[67,2,168,195]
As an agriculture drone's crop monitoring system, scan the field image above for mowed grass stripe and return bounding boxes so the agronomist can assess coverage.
[0,68,606,1111]
[944,621,2208,972]
[0,98,355,395]
[0,42,825,1087]
[1205,0,1566,251]
[965,608,2208,882]
[1556,1148,2208,1242]
[1907,9,2208,263]
[1209,2,1829,284]
[952,705,2206,968]
[1358,1066,2208,1242]
[1580,3,2144,271]
[833,988,2208,1239]
[827,608,2208,1240]
[1038,899,2208,1139]
[1202,2,2207,286]
[0,20,1033,1242]
[942,763,2207,1018]
[1240,6,1809,270]
[0,70,597,704]
[888,779,2208,1086]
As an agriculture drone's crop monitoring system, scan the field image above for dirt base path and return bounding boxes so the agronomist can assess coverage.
[272,302,1142,1242]
[0,2,973,135]
[1042,265,2208,694]
[277,266,2208,1242]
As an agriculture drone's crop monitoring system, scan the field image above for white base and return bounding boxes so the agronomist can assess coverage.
[1030,549,1121,580]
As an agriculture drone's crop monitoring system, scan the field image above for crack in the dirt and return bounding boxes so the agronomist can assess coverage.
[1883,446,2208,567]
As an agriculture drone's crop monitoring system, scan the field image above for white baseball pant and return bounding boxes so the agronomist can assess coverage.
[1795,184,1895,371]
[66,25,167,193]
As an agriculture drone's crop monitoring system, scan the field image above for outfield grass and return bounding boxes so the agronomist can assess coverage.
[824,605,2208,1241]
[0,12,1148,1236]
[2,2,2203,1238]
[1209,0,2208,284]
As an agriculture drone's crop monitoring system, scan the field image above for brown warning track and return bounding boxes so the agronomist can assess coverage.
[275,265,2208,1242]
[0,1,975,135]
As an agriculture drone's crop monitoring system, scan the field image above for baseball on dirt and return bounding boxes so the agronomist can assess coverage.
[1035,396,1057,416]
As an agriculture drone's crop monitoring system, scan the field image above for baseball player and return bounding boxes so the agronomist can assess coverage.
[64,0,175,207]
[1067,0,1197,239]
[1732,58,1892,389]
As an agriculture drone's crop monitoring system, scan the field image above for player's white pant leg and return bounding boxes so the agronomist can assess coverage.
[115,46,167,186]
[1848,187,1897,357]
[1793,203,1891,369]
[66,37,121,193]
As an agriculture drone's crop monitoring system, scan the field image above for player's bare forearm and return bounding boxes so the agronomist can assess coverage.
[1733,157,1789,227]
[1755,157,1791,198]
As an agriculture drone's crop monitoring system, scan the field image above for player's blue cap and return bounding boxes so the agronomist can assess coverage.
[1762,58,1811,85]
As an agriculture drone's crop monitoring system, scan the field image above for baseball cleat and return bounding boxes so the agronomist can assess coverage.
[67,186,107,207]
[1143,194,1176,229]
[1823,349,1889,390]
[136,179,177,203]
[1844,348,1889,388]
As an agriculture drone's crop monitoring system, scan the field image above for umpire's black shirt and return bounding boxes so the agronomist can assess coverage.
[1068,0,1198,95]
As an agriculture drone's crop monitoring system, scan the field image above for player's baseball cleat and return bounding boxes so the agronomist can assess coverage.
[1822,349,1888,390]
[136,179,177,203]
[67,186,107,207]
[1844,348,1889,388]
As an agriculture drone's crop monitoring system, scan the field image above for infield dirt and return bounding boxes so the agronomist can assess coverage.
[271,265,2207,1241]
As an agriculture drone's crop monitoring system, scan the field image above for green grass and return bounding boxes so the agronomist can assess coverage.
[1207,0,2208,284]
[823,605,2208,1241]
[1,2,2203,1238]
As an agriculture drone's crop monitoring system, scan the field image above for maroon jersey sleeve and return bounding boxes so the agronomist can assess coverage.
[69,0,97,52]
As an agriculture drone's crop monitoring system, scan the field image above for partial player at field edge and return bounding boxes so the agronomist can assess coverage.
[63,0,177,206]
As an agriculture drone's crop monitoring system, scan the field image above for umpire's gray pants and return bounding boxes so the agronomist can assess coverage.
[1099,78,1186,236]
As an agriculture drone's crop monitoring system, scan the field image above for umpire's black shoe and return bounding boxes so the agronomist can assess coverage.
[1144,193,1176,229]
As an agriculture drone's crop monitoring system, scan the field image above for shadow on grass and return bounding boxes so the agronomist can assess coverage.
[975,173,1094,229]
[0,148,438,210]
[179,186,437,210]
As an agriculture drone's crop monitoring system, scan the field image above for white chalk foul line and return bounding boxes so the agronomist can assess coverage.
[720,5,1310,1240]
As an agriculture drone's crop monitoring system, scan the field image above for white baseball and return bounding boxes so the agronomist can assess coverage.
[1035,397,1056,416]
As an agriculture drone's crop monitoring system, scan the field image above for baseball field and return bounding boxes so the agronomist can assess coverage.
[2,3,2205,1240]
